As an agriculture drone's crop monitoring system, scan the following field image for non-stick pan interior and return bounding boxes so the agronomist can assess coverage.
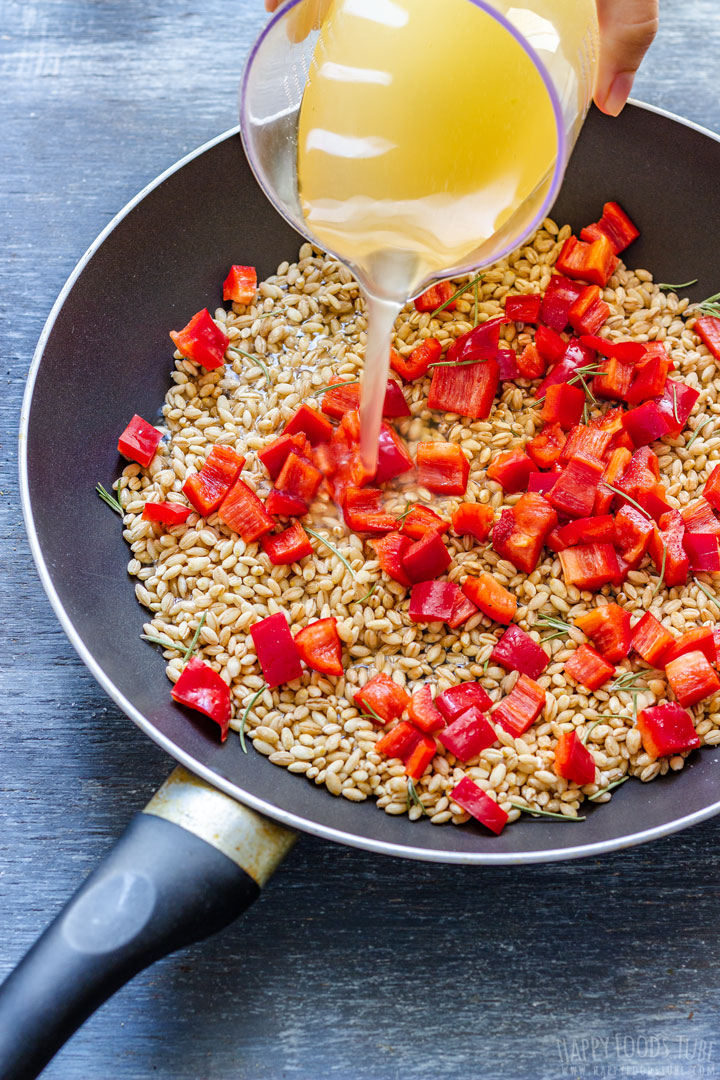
[21,104,720,862]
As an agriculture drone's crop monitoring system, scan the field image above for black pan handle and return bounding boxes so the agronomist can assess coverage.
[0,768,295,1080]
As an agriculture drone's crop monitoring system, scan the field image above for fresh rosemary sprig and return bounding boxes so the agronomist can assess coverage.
[141,633,182,651]
[651,540,667,598]
[610,669,648,723]
[429,272,485,318]
[182,611,207,663]
[482,655,491,676]
[588,775,630,801]
[407,778,429,815]
[305,526,357,580]
[239,683,268,754]
[657,279,698,292]
[686,415,713,449]
[358,699,385,725]
[473,278,480,328]
[536,614,573,636]
[695,579,719,608]
[602,483,652,520]
[310,378,358,397]
[227,345,271,382]
[672,384,680,426]
[510,801,585,822]
[355,582,378,604]
[427,357,490,370]
[696,290,720,317]
[256,310,283,320]
[96,483,123,515]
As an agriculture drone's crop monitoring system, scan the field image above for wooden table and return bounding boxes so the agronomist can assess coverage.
[2,2,720,1077]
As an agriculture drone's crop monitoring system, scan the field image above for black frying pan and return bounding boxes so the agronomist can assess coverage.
[3,102,720,1079]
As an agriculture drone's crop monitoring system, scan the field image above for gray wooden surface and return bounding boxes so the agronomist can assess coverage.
[2,2,720,1078]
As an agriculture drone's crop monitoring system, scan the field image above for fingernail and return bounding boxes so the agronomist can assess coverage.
[598,72,636,117]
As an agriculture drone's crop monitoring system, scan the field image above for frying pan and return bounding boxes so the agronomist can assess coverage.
[3,101,720,1079]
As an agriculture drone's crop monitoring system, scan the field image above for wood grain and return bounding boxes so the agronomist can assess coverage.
[2,2,720,1077]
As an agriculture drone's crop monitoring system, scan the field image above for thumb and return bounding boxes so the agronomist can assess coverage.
[594,0,659,116]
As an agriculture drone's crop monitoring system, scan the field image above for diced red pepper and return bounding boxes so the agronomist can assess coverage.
[694,316,720,361]
[654,379,699,438]
[369,532,413,587]
[492,673,545,736]
[402,530,452,583]
[558,543,620,591]
[171,656,231,741]
[427,358,500,419]
[505,294,543,324]
[354,672,410,725]
[451,778,508,835]
[462,573,517,625]
[565,643,615,691]
[142,501,192,526]
[381,380,412,419]
[625,353,670,405]
[182,445,246,515]
[118,414,163,468]
[631,612,676,667]
[320,380,409,420]
[680,497,720,535]
[217,478,274,542]
[407,686,445,734]
[250,612,303,687]
[452,503,494,542]
[265,491,308,517]
[448,590,478,629]
[439,706,497,762]
[623,401,673,447]
[614,505,653,568]
[446,317,507,364]
[556,233,617,288]
[648,509,689,587]
[275,450,322,507]
[568,284,610,336]
[528,473,559,496]
[516,343,547,380]
[417,442,469,496]
[545,526,566,553]
[540,274,584,332]
[579,335,647,363]
[343,486,396,535]
[390,337,443,381]
[492,492,558,574]
[487,448,538,493]
[637,703,700,759]
[561,424,613,467]
[409,581,459,624]
[540,383,585,430]
[261,521,313,565]
[170,308,230,370]
[535,324,567,367]
[536,338,595,400]
[258,432,310,481]
[283,403,334,446]
[436,682,493,723]
[616,446,660,504]
[704,463,720,512]
[401,505,450,540]
[375,720,422,760]
[684,533,720,572]
[550,459,603,519]
[553,731,596,786]
[580,201,640,255]
[404,732,438,780]
[665,627,717,666]
[414,281,456,313]
[294,617,343,677]
[666,650,720,708]
[556,515,616,548]
[574,604,632,663]
[497,349,521,380]
[592,356,634,401]
[525,422,567,469]
[374,424,414,485]
[222,265,257,305]
[491,626,549,680]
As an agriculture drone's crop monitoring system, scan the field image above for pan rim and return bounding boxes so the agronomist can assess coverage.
[18,100,720,865]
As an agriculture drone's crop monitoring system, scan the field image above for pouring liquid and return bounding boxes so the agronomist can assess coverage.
[296,0,559,471]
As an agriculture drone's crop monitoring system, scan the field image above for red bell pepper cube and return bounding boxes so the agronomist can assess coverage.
[574,604,632,663]
[623,401,673,447]
[680,497,720,535]
[540,274,585,331]
[525,422,567,470]
[436,682,493,723]
[427,358,500,419]
[407,686,445,734]
[414,281,456,313]
[616,446,660,504]
[491,626,549,680]
[320,379,409,420]
[565,643,615,692]
[568,284,610,336]
[170,308,230,370]
[409,581,459,624]
[558,543,620,591]
[553,730,596,786]
[462,573,517,625]
[258,432,310,480]
[505,294,542,324]
[446,317,507,364]
[492,492,558,574]
[648,509,689,587]
[556,515,616,548]
[369,532,413,587]
[451,778,509,835]
[694,315,720,361]
[452,502,494,542]
[516,343,547,380]
[625,354,670,405]
[374,424,414,485]
[540,383,585,430]
[265,491,308,517]
[404,732,438,780]
[580,201,640,255]
[294,617,344,677]
[631,612,676,667]
[448,590,478,629]
[182,445,246,515]
[550,459,603,519]
[343,487,397,535]
[439,706,497,763]
[250,612,303,687]
[666,650,720,708]
[283,403,334,446]
[497,349,521,380]
[545,526,566,553]
[261,521,313,565]
[614,505,653,568]
[118,414,163,468]
[654,379,699,438]
[561,424,613,467]
[217,478,274,542]
[535,339,595,400]
[704,463,720,512]
[592,356,634,402]
[579,335,647,363]
[684,533,720,572]
[535,324,567,367]
[275,451,323,508]
[665,627,717,666]
[555,233,617,288]
[528,473,559,496]
[381,380,412,419]
[375,720,421,760]
[354,672,410,724]
[390,338,442,382]
[401,505,450,540]
[171,656,232,742]
[402,530,452,583]
[417,442,469,496]
[637,703,700,759]
[487,448,538,493]
[222,265,257,305]
[142,501,192,526]
[492,673,546,736]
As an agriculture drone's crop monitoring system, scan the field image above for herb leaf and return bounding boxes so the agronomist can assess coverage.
[96,483,123,515]
[227,345,271,382]
[310,378,358,398]
[239,683,268,754]
[695,578,719,608]
[358,699,385,725]
[657,279,698,292]
[355,582,378,604]
[510,801,585,822]
[182,611,207,663]
[407,777,429,815]
[697,291,720,317]
[588,775,630,801]
[686,415,713,449]
[142,633,182,651]
[305,526,357,580]
[429,272,485,318]
[602,483,653,520]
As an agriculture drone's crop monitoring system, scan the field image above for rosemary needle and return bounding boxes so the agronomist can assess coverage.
[510,802,585,822]
[228,346,271,382]
[142,633,182,651]
[239,683,268,754]
[686,415,713,449]
[182,610,207,663]
[310,378,358,397]
[588,775,630,801]
[96,483,123,515]
[359,700,385,725]
[602,483,653,520]
[429,272,485,318]
[651,541,667,599]
[695,579,719,607]
[657,279,698,292]
[407,778,429,815]
[697,291,720,317]
[305,527,357,580]
[355,582,378,604]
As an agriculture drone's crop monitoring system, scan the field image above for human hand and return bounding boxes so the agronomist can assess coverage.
[594,0,658,116]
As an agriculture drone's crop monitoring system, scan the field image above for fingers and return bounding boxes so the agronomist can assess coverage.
[265,0,280,10]
[594,0,659,116]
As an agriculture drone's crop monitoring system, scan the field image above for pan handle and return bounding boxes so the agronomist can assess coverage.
[0,767,295,1080]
